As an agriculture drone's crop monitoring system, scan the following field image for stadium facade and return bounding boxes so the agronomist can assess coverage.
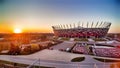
[52,22,111,38]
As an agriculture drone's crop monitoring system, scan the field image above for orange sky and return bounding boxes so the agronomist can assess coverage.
[0,22,119,33]
[0,0,119,33]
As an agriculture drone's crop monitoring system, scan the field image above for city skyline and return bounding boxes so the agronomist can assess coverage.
[0,0,120,33]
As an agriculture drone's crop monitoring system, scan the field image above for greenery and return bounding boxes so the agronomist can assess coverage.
[94,38,106,41]
[6,40,63,55]
[0,60,54,68]
[80,38,88,41]
[85,45,94,55]
[94,57,120,62]
[71,57,85,62]
[0,60,28,68]
[74,38,81,41]
[95,44,114,47]
[74,38,88,41]
[52,37,58,40]
[61,37,70,40]
[30,65,54,68]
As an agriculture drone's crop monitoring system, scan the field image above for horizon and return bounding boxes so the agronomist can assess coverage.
[0,0,120,33]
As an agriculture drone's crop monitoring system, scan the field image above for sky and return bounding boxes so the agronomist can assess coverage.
[0,0,120,33]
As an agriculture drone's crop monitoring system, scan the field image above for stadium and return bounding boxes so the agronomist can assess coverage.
[52,22,111,38]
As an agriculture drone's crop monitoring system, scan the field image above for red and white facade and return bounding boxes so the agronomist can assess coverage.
[52,22,111,38]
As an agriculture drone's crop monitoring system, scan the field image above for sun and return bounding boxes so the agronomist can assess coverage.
[14,28,22,33]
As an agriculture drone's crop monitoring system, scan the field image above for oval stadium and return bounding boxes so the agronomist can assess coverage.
[52,22,111,38]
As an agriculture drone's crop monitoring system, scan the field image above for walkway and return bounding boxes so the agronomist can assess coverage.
[0,49,120,68]
[49,41,75,50]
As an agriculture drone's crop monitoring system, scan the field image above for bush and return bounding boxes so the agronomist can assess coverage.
[94,57,120,62]
[94,38,106,41]
[71,57,85,62]
[61,37,70,40]
[74,38,81,41]
[30,44,40,52]
[80,38,88,41]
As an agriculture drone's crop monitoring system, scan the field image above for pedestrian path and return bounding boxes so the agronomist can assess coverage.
[0,50,120,68]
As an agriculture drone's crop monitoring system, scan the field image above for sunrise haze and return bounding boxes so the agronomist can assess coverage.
[0,0,120,33]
